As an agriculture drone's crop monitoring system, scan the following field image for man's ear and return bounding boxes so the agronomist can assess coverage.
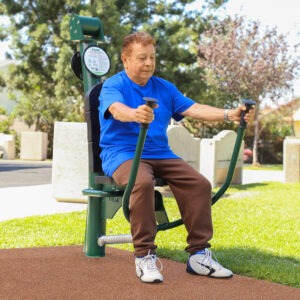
[121,53,127,65]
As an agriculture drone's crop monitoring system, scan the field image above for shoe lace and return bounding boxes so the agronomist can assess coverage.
[141,250,163,272]
[197,249,220,269]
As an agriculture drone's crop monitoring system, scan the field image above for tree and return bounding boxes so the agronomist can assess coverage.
[0,106,15,134]
[0,0,226,157]
[244,102,300,164]
[198,16,300,165]
[0,0,87,156]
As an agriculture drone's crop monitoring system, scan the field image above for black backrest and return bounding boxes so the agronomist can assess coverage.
[84,82,103,174]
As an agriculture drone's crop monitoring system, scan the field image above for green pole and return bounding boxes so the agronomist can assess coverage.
[70,14,106,257]
[212,99,256,205]
[212,127,245,204]
[122,98,158,222]
[80,42,105,257]
[122,127,147,222]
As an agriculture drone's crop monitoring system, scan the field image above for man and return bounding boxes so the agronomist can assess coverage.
[99,32,252,283]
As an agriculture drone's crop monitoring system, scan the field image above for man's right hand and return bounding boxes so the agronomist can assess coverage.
[135,104,157,124]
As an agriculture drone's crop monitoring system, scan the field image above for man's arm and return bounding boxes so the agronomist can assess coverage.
[181,103,251,123]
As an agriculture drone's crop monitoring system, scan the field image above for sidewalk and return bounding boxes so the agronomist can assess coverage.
[242,169,284,184]
[0,184,86,221]
[0,169,284,222]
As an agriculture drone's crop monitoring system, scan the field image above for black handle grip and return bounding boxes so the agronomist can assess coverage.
[239,98,256,129]
[141,97,158,129]
[143,97,158,108]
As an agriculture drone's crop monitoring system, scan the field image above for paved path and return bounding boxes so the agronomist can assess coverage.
[0,184,86,221]
[0,160,52,187]
[0,160,86,221]
[243,169,284,184]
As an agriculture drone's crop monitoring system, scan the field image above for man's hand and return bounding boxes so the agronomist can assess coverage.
[135,104,158,124]
[228,105,254,123]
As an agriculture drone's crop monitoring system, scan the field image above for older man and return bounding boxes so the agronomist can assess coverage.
[99,32,251,283]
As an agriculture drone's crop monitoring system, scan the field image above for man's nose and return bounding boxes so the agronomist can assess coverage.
[145,57,153,66]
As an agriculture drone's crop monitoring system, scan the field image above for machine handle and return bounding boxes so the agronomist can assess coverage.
[239,99,256,129]
[141,97,158,129]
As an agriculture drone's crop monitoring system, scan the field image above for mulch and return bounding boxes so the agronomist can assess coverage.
[0,246,299,300]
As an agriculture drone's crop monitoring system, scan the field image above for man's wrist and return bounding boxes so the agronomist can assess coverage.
[224,109,231,123]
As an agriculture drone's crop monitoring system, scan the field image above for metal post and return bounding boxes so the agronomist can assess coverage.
[212,99,256,204]
[122,98,158,222]
[69,14,107,257]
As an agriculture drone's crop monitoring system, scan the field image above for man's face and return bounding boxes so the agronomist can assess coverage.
[122,42,156,86]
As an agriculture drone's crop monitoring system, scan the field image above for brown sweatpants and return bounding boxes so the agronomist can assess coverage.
[112,158,213,257]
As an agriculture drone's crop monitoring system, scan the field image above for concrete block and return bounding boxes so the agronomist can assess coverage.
[167,125,201,171]
[0,133,15,160]
[200,130,243,188]
[20,131,48,160]
[52,122,88,203]
[284,136,300,182]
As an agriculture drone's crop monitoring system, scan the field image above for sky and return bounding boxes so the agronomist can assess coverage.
[208,0,300,98]
[217,0,300,55]
[1,0,300,96]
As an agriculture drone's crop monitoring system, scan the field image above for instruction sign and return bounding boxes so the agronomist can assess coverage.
[83,46,110,77]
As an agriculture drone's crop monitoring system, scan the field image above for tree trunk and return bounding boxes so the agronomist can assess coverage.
[252,104,260,166]
[35,115,40,132]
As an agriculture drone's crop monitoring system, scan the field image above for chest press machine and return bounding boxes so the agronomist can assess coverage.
[69,15,255,257]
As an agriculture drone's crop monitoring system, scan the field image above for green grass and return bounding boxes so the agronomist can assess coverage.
[0,211,86,248]
[243,164,283,171]
[0,182,299,288]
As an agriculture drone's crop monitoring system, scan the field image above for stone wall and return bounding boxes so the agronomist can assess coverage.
[200,130,243,188]
[284,137,300,183]
[0,133,15,160]
[20,132,48,161]
[167,125,200,171]
[52,122,88,203]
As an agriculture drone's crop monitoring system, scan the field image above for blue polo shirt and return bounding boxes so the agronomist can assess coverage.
[99,71,195,176]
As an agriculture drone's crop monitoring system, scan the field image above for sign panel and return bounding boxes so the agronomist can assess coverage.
[83,46,110,77]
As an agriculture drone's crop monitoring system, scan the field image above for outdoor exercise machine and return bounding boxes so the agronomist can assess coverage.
[69,14,255,257]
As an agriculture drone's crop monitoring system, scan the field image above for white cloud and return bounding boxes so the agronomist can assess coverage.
[224,0,300,39]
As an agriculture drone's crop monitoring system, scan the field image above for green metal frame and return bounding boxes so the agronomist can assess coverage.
[70,14,112,257]
[70,15,104,42]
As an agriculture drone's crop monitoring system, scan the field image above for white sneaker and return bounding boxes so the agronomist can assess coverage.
[186,249,233,278]
[135,251,163,283]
